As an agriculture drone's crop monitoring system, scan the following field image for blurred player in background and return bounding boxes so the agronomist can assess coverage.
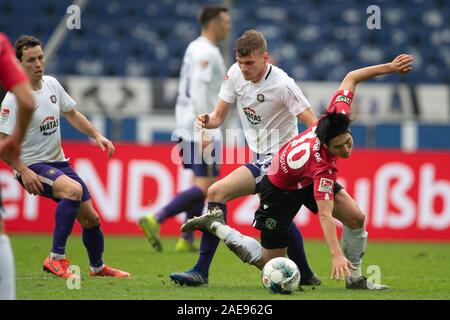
[170,29,322,286]
[0,35,130,279]
[138,5,231,253]
[0,32,35,300]
[183,54,413,289]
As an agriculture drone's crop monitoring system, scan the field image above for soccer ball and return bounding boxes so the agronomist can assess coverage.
[262,257,301,294]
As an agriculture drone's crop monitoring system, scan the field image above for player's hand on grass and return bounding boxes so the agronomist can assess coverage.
[390,54,414,74]
[95,135,115,158]
[19,167,44,195]
[331,255,355,280]
[195,113,209,131]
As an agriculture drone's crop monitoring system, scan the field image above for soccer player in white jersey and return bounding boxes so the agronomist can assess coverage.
[138,5,231,252]
[0,32,35,300]
[171,29,322,286]
[0,35,130,279]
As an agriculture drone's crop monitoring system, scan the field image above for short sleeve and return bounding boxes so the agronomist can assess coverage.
[327,90,354,115]
[313,167,336,201]
[282,79,311,116]
[218,64,238,104]
[53,78,76,112]
[0,93,18,135]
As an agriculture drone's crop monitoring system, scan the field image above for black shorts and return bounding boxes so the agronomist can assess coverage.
[253,175,343,249]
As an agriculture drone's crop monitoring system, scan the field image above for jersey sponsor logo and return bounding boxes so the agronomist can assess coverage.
[335,95,351,104]
[0,107,10,121]
[318,177,334,193]
[243,107,261,125]
[265,218,277,230]
[50,95,57,104]
[257,93,265,102]
[40,116,59,136]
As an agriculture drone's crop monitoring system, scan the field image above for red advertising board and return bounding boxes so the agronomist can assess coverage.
[1,142,450,241]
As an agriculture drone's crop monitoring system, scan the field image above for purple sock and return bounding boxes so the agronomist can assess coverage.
[287,223,313,279]
[82,224,104,268]
[154,186,205,223]
[182,201,205,243]
[51,199,80,255]
[193,202,227,275]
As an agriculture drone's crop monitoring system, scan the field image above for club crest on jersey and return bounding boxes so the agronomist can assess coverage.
[40,116,59,136]
[50,95,57,104]
[265,218,277,230]
[243,107,261,125]
[0,107,10,121]
[318,178,334,193]
[257,94,265,102]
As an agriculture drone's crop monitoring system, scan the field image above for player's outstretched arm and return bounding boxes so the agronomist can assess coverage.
[63,109,115,157]
[338,54,414,93]
[316,199,355,280]
[195,98,231,131]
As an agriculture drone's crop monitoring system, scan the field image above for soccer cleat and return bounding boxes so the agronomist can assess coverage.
[174,238,198,253]
[138,215,162,251]
[345,276,389,290]
[43,256,79,279]
[181,207,225,233]
[170,268,208,286]
[300,273,322,286]
[90,265,131,278]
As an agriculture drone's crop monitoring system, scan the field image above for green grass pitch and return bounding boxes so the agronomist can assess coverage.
[10,234,450,300]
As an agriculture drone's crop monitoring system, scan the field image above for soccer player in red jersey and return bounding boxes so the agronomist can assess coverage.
[182,54,413,290]
[0,32,35,300]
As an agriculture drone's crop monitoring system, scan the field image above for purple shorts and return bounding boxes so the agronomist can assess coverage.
[17,161,91,202]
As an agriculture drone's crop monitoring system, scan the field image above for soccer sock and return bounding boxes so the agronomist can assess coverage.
[82,224,104,268]
[223,229,262,266]
[154,186,205,223]
[182,201,205,243]
[287,223,314,280]
[51,199,80,255]
[0,234,15,300]
[193,202,227,275]
[342,225,368,280]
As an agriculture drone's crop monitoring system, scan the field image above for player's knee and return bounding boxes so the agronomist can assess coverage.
[348,208,365,229]
[0,219,4,234]
[62,183,83,201]
[78,207,100,228]
[207,183,228,202]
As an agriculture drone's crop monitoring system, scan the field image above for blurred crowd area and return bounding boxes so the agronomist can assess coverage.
[1,0,449,148]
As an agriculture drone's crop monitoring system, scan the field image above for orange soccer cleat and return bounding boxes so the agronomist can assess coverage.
[89,265,131,278]
[43,256,79,279]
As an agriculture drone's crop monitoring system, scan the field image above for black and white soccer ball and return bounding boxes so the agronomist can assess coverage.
[262,257,301,294]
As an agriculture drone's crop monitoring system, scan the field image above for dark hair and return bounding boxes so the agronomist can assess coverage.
[197,5,228,29]
[234,29,267,57]
[316,112,352,146]
[15,35,43,61]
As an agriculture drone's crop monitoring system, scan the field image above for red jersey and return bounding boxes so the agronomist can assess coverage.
[0,33,28,91]
[267,90,353,201]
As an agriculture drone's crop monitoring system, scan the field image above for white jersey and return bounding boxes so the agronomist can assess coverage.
[175,36,225,141]
[0,75,76,166]
[218,63,311,155]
